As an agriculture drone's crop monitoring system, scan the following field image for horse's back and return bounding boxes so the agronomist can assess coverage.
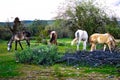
[89,33,115,44]
[50,31,57,38]
[75,30,88,41]
[14,31,31,40]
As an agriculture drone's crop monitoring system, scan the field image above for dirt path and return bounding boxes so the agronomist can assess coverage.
[0,65,120,80]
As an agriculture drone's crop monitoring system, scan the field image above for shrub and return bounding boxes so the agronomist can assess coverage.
[36,36,42,43]
[106,26,120,39]
[15,45,60,65]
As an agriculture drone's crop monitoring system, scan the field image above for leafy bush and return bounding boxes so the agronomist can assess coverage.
[106,26,120,39]
[15,45,60,65]
[36,36,42,43]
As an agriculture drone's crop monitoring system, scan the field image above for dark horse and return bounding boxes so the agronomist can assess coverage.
[7,31,31,51]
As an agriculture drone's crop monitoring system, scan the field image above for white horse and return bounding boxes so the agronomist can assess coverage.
[71,29,88,50]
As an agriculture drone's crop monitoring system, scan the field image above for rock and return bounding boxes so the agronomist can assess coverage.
[58,50,120,66]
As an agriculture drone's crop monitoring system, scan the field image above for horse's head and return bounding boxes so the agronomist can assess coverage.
[108,34,116,50]
[7,37,14,51]
[110,39,116,50]
[7,42,12,51]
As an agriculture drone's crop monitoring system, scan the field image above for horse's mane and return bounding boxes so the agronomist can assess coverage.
[23,31,31,37]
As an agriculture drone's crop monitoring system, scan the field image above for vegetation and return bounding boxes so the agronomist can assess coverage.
[0,40,21,77]
[15,45,60,65]
[0,0,120,79]
[0,39,120,79]
[54,0,120,38]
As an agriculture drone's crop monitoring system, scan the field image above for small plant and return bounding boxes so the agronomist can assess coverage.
[15,45,60,65]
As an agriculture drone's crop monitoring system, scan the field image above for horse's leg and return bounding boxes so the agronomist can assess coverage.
[15,41,17,50]
[107,43,112,53]
[53,40,55,45]
[103,44,106,51]
[55,39,57,45]
[53,40,57,45]
[77,39,81,51]
[26,40,30,47]
[83,41,87,50]
[90,43,96,51]
[18,41,23,50]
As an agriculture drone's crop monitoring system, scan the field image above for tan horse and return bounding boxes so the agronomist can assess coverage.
[49,31,57,45]
[89,33,116,53]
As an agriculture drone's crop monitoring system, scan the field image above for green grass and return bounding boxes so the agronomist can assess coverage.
[0,39,120,79]
[0,40,22,78]
[83,65,119,76]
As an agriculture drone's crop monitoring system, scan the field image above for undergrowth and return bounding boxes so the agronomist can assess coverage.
[15,45,61,65]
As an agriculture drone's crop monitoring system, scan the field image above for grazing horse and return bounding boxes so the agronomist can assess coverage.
[49,31,57,45]
[71,29,88,50]
[7,31,31,51]
[89,33,116,53]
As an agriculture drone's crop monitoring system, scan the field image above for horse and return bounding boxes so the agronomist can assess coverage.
[71,29,88,50]
[7,31,31,51]
[89,33,116,53]
[49,31,57,45]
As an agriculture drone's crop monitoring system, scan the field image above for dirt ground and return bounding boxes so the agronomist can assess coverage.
[0,65,120,80]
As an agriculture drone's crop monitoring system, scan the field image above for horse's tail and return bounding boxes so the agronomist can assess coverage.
[71,31,79,45]
[76,32,79,39]
[71,38,77,45]
[50,33,56,43]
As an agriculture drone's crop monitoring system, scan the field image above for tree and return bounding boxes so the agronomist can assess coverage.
[45,19,73,38]
[28,19,48,36]
[56,0,120,38]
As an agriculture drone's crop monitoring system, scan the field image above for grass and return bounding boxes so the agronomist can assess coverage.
[0,38,120,79]
[0,40,23,78]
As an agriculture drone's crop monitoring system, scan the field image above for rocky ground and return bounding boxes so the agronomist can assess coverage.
[58,48,120,67]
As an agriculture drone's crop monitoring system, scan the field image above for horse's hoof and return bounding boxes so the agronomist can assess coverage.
[16,60,19,63]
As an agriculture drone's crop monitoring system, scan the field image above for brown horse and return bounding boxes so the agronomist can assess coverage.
[49,31,57,45]
[7,31,31,51]
[89,33,116,53]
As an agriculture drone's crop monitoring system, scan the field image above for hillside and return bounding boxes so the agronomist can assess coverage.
[0,20,55,27]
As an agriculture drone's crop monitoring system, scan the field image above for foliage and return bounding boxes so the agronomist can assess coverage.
[0,39,120,79]
[27,20,47,36]
[15,45,60,65]
[45,19,73,38]
[105,24,120,39]
[0,26,11,40]
[56,0,120,37]
[0,56,20,77]
[0,40,21,77]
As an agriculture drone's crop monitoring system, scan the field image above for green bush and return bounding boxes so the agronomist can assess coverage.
[36,37,42,43]
[15,45,60,65]
[106,25,120,39]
